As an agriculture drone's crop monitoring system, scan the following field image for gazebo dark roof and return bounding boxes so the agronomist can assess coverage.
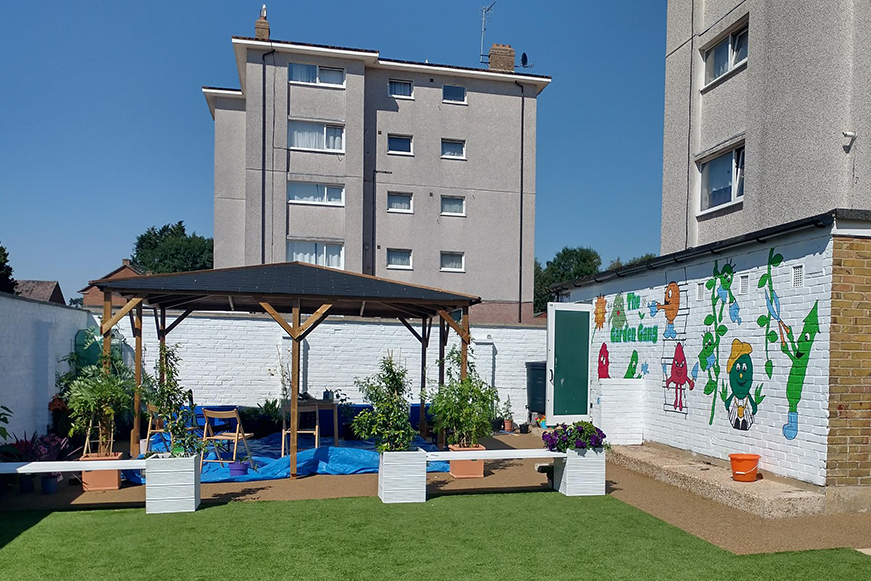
[91,261,480,318]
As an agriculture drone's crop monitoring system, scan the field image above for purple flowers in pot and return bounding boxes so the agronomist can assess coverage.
[542,421,608,453]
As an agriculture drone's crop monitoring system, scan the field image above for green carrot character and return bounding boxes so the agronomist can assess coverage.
[781,301,819,440]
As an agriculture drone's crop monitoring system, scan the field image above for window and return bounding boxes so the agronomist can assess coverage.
[440,252,465,272]
[441,139,466,159]
[288,121,344,152]
[386,248,412,270]
[792,265,804,288]
[704,26,748,84]
[288,182,344,206]
[443,85,466,103]
[287,241,344,269]
[440,196,465,216]
[289,63,345,86]
[388,79,413,98]
[387,192,413,213]
[700,146,744,212]
[387,134,413,155]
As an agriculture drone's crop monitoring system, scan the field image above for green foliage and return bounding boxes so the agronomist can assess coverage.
[351,357,416,453]
[131,221,213,274]
[607,252,658,270]
[67,364,133,456]
[0,405,11,441]
[68,297,84,308]
[534,247,602,313]
[429,347,499,448]
[501,396,513,421]
[758,248,783,379]
[146,344,204,457]
[0,240,15,294]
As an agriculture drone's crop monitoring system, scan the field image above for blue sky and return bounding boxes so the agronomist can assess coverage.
[0,1,666,300]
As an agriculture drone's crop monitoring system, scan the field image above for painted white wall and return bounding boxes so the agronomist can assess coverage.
[0,294,96,438]
[564,229,832,485]
[106,314,545,424]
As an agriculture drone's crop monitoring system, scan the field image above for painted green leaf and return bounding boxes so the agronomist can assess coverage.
[755,383,766,405]
[704,379,717,395]
[767,331,778,343]
[720,384,728,402]
[758,274,769,288]
[716,325,728,337]
[638,312,645,319]
[771,253,783,267]
[765,359,773,379]
[704,314,715,326]
[757,315,769,327]
[705,279,715,289]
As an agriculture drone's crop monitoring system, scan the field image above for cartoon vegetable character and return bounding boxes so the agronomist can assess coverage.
[715,261,741,325]
[594,295,607,332]
[781,302,819,440]
[665,343,694,411]
[597,343,610,379]
[721,339,765,431]
[649,282,680,339]
[624,350,641,379]
[609,293,627,331]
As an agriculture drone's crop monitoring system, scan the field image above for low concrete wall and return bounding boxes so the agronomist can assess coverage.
[0,293,95,437]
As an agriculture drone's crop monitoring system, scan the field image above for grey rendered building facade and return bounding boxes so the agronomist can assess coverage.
[662,0,871,255]
[203,17,549,323]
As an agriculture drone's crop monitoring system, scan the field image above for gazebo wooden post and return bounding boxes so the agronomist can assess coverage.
[290,300,301,478]
[419,317,431,437]
[131,303,143,456]
[460,306,470,380]
[438,317,446,386]
[158,307,166,383]
[102,292,112,371]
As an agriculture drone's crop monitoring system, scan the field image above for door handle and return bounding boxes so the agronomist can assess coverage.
[549,369,554,383]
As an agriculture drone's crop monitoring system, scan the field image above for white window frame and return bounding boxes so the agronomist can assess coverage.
[288,122,345,154]
[440,195,466,217]
[387,78,414,100]
[288,63,346,88]
[703,25,748,88]
[698,145,744,216]
[286,240,345,270]
[442,84,467,104]
[386,192,413,214]
[387,134,414,156]
[386,248,413,270]
[441,139,466,160]
[287,182,345,207]
[439,251,465,273]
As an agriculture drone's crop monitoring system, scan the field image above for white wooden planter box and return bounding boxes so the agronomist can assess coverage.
[145,454,201,514]
[553,447,606,497]
[378,450,426,504]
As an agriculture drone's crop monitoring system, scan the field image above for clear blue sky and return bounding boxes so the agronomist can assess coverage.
[0,1,666,300]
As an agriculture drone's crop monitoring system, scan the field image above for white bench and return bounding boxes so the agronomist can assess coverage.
[377,448,606,503]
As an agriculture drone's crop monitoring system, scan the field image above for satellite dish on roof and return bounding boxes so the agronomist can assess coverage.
[521,52,528,67]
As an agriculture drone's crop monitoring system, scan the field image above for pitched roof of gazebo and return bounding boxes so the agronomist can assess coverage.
[91,261,480,318]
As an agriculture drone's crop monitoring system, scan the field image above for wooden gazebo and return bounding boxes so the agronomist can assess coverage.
[91,262,480,477]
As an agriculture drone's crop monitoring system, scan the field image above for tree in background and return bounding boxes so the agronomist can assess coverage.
[533,247,602,313]
[131,222,213,274]
[68,297,84,308]
[607,252,658,271]
[0,241,16,294]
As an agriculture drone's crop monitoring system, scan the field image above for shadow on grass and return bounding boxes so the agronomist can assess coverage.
[0,510,49,551]
[200,486,271,507]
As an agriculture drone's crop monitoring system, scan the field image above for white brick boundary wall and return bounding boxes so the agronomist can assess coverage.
[0,293,96,437]
[103,313,546,424]
[565,229,832,485]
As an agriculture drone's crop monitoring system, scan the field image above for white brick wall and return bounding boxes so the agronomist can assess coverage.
[566,230,833,485]
[0,294,96,437]
[598,379,644,445]
[107,314,545,425]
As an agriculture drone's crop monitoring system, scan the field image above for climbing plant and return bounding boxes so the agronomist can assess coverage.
[756,248,785,379]
[698,261,737,425]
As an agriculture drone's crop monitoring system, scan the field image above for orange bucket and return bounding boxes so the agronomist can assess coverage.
[729,453,760,482]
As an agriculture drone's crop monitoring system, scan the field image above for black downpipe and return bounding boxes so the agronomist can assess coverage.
[261,48,275,264]
[515,81,525,323]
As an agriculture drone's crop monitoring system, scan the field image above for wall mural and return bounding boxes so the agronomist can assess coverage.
[649,282,681,339]
[609,293,627,332]
[611,292,660,344]
[624,350,650,379]
[597,342,610,379]
[664,342,694,411]
[654,277,693,414]
[721,339,765,430]
[594,295,607,336]
[781,301,820,440]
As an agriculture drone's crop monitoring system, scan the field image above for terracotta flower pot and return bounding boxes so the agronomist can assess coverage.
[448,444,486,479]
[503,419,514,432]
[80,452,123,491]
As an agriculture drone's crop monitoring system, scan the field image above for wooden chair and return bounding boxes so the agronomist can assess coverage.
[281,401,321,457]
[144,404,170,453]
[200,408,254,470]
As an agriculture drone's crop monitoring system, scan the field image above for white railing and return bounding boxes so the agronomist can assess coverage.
[423,448,567,461]
[0,460,146,474]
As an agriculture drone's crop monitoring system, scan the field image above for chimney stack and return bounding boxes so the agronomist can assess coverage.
[488,43,515,73]
[255,4,270,40]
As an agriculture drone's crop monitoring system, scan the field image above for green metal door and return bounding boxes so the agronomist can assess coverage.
[546,302,592,424]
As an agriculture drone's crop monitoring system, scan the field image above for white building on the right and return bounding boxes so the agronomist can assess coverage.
[553,0,871,512]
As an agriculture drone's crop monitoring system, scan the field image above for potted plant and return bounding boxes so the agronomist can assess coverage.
[35,434,72,495]
[352,357,424,503]
[6,432,40,493]
[67,362,132,491]
[541,421,609,496]
[143,344,204,514]
[430,347,499,479]
[502,397,515,432]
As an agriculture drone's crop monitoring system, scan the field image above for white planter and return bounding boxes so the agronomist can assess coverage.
[553,447,606,497]
[378,450,427,504]
[145,454,201,514]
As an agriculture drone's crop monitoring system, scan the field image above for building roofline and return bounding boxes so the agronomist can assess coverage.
[550,209,871,293]
[202,87,245,119]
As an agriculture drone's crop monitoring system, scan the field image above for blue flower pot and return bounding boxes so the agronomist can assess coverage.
[228,462,250,477]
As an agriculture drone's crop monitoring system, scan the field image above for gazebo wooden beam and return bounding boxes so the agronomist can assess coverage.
[436,309,470,344]
[165,309,194,335]
[259,301,332,341]
[131,303,143,456]
[100,296,144,335]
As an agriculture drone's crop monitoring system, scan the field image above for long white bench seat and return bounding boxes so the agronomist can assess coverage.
[0,460,147,474]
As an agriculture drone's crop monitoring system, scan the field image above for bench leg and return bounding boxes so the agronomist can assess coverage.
[378,450,427,503]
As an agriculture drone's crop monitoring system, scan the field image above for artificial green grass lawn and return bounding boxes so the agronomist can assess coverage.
[1,492,869,581]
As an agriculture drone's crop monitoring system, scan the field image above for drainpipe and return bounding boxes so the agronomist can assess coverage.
[261,47,275,264]
[515,81,525,323]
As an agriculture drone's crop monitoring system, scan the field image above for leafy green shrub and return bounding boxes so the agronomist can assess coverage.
[429,347,499,448]
[0,405,10,441]
[67,364,133,457]
[146,344,204,457]
[351,357,415,452]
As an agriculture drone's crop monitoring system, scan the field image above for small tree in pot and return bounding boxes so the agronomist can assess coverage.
[429,347,498,478]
